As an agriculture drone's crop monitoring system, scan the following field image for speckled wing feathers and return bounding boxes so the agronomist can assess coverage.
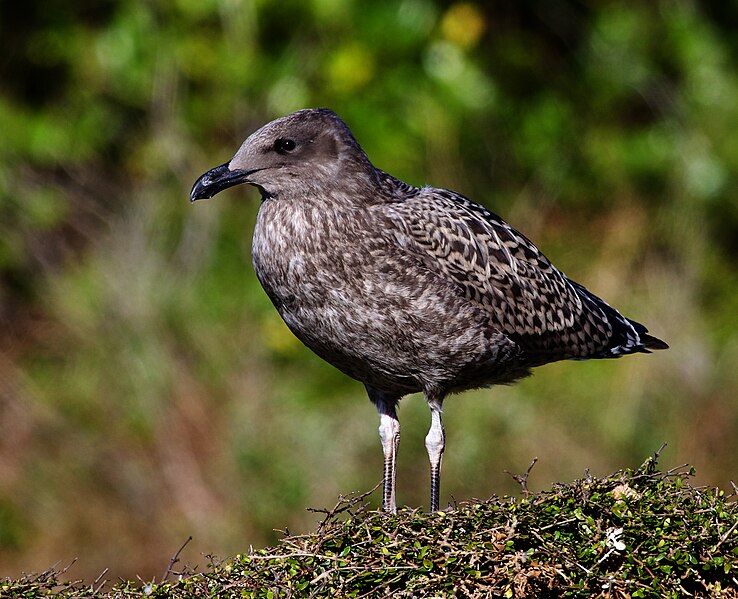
[385,188,648,360]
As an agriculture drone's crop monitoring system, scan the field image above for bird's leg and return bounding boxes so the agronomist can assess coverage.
[377,404,400,514]
[425,402,445,512]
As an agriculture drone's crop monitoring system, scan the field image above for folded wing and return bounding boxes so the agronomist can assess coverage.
[384,188,664,360]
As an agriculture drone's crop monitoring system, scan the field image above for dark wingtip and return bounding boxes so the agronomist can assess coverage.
[642,333,669,351]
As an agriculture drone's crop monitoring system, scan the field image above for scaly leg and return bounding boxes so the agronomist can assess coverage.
[378,407,400,513]
[367,387,401,513]
[425,402,445,512]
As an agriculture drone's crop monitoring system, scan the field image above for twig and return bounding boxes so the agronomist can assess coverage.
[729,481,738,498]
[646,443,667,473]
[161,535,193,582]
[307,480,382,530]
[539,517,577,531]
[595,547,615,567]
[91,568,109,594]
[504,457,538,498]
[246,552,364,562]
[93,568,108,586]
[665,463,690,476]
[712,520,738,552]
[60,558,78,574]
[309,568,335,585]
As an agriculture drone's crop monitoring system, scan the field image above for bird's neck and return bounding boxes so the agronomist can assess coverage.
[267,169,388,207]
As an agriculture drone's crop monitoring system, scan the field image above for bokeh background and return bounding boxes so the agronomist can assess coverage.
[1,0,737,582]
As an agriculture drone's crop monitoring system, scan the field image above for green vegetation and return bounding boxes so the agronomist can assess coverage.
[3,459,738,597]
[2,0,738,582]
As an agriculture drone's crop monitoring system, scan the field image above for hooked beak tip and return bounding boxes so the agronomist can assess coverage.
[190,163,254,203]
[189,188,208,203]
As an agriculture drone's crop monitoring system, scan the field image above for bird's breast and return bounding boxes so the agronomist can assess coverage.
[251,199,352,307]
[252,198,404,385]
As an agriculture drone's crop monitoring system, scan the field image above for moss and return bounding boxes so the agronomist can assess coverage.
[4,456,738,597]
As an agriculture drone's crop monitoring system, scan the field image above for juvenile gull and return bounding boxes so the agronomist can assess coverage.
[190,108,667,513]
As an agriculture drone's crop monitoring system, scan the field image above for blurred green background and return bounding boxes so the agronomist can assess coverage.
[1,0,737,581]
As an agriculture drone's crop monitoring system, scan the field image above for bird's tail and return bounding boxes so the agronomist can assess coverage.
[568,280,668,358]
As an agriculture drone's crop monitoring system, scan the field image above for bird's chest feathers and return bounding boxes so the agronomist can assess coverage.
[252,199,352,312]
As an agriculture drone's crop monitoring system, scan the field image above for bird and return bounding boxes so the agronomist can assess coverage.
[190,108,667,514]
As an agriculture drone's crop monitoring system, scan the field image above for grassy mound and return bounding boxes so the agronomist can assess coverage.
[4,455,738,597]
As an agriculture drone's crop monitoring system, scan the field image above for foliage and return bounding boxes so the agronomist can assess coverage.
[3,460,738,597]
[1,0,738,581]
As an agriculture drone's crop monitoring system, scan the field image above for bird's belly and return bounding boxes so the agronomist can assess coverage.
[254,254,509,394]
[254,268,423,392]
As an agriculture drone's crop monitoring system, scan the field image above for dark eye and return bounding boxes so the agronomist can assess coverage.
[274,138,296,154]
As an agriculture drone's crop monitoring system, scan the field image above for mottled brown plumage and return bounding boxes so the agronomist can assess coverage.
[191,108,667,513]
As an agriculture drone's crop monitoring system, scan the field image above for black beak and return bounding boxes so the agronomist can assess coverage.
[190,163,255,202]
